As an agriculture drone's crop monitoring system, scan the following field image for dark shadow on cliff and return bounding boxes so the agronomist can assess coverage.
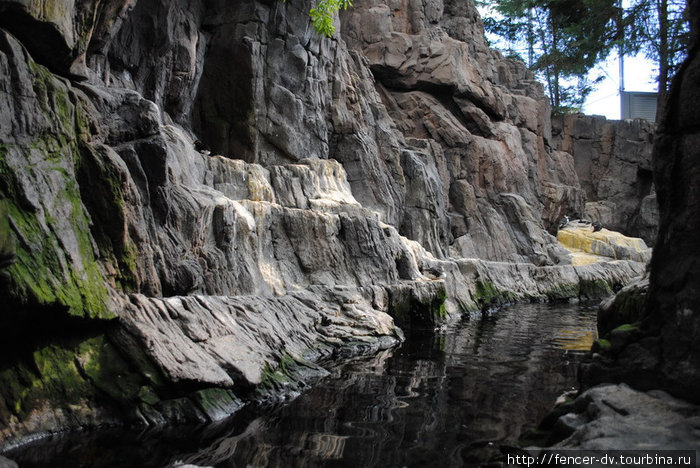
[578,0,700,405]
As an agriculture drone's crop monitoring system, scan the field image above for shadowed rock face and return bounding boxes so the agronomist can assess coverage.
[0,0,135,79]
[0,0,650,445]
[645,0,700,402]
[579,0,700,405]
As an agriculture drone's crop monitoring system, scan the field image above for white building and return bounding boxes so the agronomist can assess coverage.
[621,91,657,121]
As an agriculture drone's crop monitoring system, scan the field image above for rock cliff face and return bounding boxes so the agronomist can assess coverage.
[552,114,658,244]
[341,0,584,262]
[0,0,647,444]
[578,0,700,405]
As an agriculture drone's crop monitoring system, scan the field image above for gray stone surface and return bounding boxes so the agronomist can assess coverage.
[116,286,402,388]
[552,384,700,450]
[342,0,585,262]
[0,455,18,468]
[551,114,658,244]
[0,0,654,446]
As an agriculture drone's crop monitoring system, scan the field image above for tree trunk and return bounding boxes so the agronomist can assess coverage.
[657,0,670,111]
[550,16,561,110]
[527,8,534,67]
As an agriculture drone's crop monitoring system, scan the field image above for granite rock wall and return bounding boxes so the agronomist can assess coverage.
[552,114,658,244]
[0,0,649,445]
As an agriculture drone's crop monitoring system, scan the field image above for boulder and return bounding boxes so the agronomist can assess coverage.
[549,384,700,450]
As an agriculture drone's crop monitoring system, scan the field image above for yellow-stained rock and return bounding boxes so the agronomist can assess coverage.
[557,223,651,263]
[567,250,605,266]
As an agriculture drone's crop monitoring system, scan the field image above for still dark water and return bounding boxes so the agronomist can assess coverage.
[5,303,597,468]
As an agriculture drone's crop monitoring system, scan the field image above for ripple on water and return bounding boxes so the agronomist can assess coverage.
[4,303,598,467]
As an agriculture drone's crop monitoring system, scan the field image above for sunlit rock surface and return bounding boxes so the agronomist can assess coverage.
[557,222,651,265]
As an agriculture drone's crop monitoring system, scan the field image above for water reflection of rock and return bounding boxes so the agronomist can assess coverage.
[170,304,596,467]
[4,304,596,467]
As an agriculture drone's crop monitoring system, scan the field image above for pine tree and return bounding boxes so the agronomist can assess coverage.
[626,0,689,106]
[482,0,621,113]
[482,0,689,113]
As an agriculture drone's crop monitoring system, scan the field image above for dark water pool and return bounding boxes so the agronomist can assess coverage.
[4,302,597,467]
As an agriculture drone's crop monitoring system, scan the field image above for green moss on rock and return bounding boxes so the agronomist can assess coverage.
[472,279,517,309]
[579,278,613,300]
[388,283,448,328]
[1,59,112,319]
[0,333,164,435]
[611,323,640,333]
[2,184,111,319]
[595,277,649,339]
[137,386,160,406]
[474,280,499,303]
[1,336,103,421]
[261,353,298,390]
[190,388,243,421]
[76,144,139,292]
[594,338,611,352]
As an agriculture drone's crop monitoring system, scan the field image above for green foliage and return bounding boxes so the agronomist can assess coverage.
[284,0,353,37]
[625,0,689,98]
[310,0,353,36]
[482,0,620,112]
[482,0,689,111]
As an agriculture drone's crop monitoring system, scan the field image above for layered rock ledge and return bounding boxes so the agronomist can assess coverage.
[557,222,651,265]
[0,0,654,448]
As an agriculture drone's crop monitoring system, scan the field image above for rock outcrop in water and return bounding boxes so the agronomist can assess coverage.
[0,0,649,445]
[557,222,651,265]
